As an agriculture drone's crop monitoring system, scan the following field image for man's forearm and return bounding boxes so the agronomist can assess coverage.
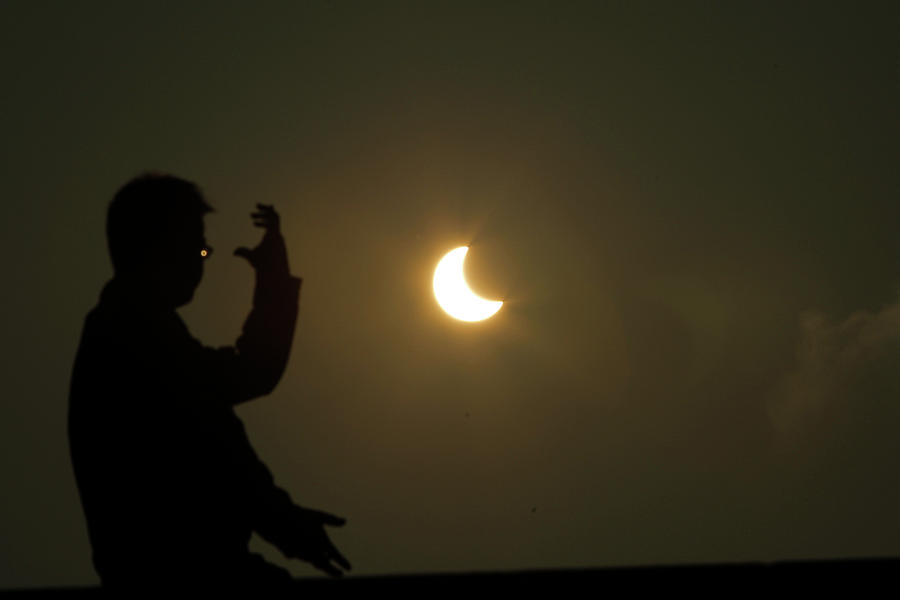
[234,273,302,398]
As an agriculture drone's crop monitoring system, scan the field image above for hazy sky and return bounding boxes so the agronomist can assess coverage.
[1,1,898,588]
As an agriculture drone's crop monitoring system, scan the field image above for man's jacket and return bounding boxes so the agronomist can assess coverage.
[69,272,302,584]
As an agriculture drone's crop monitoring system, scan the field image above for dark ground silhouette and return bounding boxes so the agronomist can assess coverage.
[67,174,349,589]
[5,560,900,594]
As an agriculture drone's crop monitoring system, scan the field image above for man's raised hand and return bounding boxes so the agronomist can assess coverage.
[233,204,290,280]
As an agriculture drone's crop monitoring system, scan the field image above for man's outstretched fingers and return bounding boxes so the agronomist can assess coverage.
[313,560,344,578]
[328,541,352,571]
[313,510,346,526]
[234,247,254,263]
[251,206,279,230]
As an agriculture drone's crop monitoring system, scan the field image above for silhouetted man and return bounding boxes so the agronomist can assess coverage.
[69,173,350,588]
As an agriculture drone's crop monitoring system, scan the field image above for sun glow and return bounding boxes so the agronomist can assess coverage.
[433,246,503,322]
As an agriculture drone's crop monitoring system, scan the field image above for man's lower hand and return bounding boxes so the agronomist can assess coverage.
[281,507,351,577]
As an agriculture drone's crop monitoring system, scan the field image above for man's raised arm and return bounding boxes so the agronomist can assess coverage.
[183,204,301,406]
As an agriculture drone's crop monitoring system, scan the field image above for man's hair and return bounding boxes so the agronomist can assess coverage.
[107,173,213,273]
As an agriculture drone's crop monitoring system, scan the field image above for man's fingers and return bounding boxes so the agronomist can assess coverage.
[311,510,346,526]
[233,247,254,262]
[251,204,280,228]
[251,212,279,230]
[327,542,352,571]
[312,560,343,578]
[252,206,277,219]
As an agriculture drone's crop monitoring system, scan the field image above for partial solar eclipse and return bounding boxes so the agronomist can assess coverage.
[433,246,503,322]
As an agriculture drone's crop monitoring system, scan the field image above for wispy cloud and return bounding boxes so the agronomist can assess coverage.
[769,293,900,455]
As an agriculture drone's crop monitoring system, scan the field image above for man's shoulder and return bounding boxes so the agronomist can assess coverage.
[74,297,200,385]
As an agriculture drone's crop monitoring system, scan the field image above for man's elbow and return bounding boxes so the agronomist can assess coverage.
[231,346,292,402]
[256,378,279,398]
[251,362,288,398]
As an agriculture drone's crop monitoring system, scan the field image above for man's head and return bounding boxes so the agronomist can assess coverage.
[107,173,213,308]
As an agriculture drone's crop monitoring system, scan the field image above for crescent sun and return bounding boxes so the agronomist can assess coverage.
[433,246,503,322]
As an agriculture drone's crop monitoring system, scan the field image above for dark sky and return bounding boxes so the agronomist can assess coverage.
[2,0,898,588]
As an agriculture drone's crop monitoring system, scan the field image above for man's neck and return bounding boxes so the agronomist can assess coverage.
[103,274,175,313]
